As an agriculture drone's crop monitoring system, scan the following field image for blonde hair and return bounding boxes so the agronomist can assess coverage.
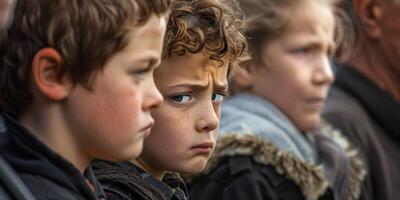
[237,0,349,63]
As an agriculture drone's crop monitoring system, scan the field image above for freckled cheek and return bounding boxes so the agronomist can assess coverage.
[152,108,192,151]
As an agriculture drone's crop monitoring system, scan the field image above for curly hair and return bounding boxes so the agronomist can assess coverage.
[163,0,250,71]
[0,0,170,113]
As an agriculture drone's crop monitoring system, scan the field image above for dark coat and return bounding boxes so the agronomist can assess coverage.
[188,134,334,200]
[323,66,400,200]
[188,129,365,200]
[93,160,188,200]
[189,155,334,200]
[0,113,105,200]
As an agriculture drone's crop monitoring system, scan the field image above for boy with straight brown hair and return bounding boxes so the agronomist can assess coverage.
[0,0,169,199]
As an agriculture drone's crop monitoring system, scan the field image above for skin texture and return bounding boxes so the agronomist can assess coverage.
[237,1,335,132]
[0,0,14,30]
[20,14,166,172]
[349,0,400,101]
[135,52,229,179]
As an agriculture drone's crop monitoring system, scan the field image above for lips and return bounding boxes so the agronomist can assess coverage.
[139,121,154,137]
[305,97,326,110]
[192,142,213,148]
[190,142,214,154]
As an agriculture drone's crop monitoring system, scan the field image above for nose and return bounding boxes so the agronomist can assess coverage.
[143,76,163,110]
[195,101,219,133]
[313,56,335,85]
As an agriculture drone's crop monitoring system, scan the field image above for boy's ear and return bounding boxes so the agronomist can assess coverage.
[231,64,253,88]
[353,0,383,39]
[32,48,70,101]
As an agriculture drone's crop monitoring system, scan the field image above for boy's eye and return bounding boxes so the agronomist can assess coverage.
[212,93,226,102]
[293,47,313,55]
[132,66,151,80]
[171,94,192,104]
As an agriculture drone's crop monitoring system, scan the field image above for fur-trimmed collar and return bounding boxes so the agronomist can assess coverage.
[318,120,366,200]
[193,123,366,200]
[202,134,329,200]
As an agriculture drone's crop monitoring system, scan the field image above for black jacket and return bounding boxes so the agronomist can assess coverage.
[0,113,105,200]
[188,134,337,200]
[189,155,332,200]
[93,160,188,200]
[188,131,365,200]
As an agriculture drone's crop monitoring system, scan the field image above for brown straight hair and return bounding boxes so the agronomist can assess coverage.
[0,0,170,113]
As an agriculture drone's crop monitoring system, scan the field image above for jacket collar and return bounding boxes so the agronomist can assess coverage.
[334,66,400,143]
[220,94,318,164]
[1,113,101,199]
[202,134,329,200]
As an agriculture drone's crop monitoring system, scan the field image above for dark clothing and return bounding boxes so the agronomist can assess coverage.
[189,155,334,200]
[323,66,400,200]
[188,134,345,200]
[0,156,35,200]
[0,113,105,200]
[93,160,188,200]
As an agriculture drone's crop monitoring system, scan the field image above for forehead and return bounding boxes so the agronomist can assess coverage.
[124,14,166,51]
[114,14,166,62]
[155,52,229,89]
[281,1,335,43]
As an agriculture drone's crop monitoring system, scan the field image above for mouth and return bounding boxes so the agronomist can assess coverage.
[139,122,154,137]
[306,97,326,109]
[190,142,214,154]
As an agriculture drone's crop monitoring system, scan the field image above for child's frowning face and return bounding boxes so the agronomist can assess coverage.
[64,14,166,162]
[139,52,229,175]
[241,1,335,132]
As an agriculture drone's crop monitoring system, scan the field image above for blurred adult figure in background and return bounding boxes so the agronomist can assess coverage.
[323,0,400,199]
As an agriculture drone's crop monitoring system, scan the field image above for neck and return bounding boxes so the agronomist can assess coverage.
[347,39,400,102]
[19,104,91,174]
[131,158,166,180]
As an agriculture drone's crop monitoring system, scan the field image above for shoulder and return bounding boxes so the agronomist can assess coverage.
[189,156,303,200]
[19,173,84,199]
[188,134,330,200]
[323,86,385,161]
[324,85,369,122]
[323,86,377,143]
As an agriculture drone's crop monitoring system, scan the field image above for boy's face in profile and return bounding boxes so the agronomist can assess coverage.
[64,15,165,162]
[140,52,228,174]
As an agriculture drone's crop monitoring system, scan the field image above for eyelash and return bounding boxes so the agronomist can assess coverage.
[132,66,151,80]
[292,47,315,56]
[212,92,226,103]
[169,92,227,105]
[170,94,192,104]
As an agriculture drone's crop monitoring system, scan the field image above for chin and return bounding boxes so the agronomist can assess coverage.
[130,144,144,160]
[298,117,321,133]
[111,143,143,162]
[180,159,208,174]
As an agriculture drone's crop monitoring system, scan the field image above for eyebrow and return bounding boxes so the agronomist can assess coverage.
[167,83,229,92]
[134,57,160,69]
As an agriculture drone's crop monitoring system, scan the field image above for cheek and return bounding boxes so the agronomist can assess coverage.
[148,107,189,152]
[88,82,143,137]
